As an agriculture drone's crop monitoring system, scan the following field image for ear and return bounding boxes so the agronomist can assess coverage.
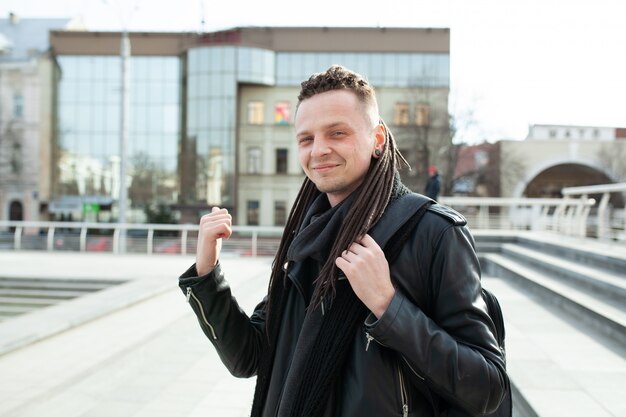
[373,123,386,153]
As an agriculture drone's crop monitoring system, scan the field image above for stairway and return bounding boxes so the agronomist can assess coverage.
[0,278,124,322]
[477,233,626,417]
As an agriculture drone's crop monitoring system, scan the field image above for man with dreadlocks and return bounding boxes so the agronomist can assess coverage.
[179,65,507,417]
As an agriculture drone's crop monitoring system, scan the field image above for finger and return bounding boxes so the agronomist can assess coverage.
[201,212,232,224]
[340,249,359,263]
[208,207,229,217]
[358,234,378,247]
[200,219,231,231]
[346,241,365,255]
[216,224,232,239]
[335,256,350,271]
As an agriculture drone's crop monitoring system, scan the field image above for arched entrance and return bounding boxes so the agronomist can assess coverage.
[9,200,23,221]
[524,163,624,206]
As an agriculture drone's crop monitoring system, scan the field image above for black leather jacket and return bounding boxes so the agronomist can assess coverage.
[179,205,507,417]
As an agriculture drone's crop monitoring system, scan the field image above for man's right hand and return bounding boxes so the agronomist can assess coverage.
[196,207,232,276]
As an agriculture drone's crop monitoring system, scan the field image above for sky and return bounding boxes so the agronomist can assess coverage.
[2,0,625,143]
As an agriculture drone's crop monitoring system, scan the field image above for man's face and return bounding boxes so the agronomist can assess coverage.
[295,90,384,207]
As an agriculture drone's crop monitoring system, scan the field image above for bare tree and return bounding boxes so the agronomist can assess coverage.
[128,152,177,209]
[393,82,452,194]
[596,142,626,182]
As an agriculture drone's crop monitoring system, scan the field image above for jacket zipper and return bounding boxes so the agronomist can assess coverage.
[398,362,409,417]
[363,330,409,416]
[365,331,375,351]
[186,287,217,340]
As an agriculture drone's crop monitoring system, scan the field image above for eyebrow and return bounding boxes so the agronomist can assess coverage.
[296,122,348,137]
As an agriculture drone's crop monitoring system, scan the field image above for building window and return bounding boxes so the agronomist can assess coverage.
[274,201,286,226]
[549,129,557,138]
[247,147,262,174]
[276,148,288,174]
[593,129,600,139]
[474,150,488,169]
[247,200,259,225]
[415,103,430,126]
[394,102,409,126]
[13,93,24,119]
[274,101,290,125]
[248,101,264,125]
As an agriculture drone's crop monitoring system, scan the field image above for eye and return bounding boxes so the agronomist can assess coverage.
[298,136,313,144]
[331,131,346,137]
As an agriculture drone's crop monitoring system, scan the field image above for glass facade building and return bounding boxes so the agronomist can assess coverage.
[184,48,448,207]
[185,46,274,208]
[54,55,180,221]
[49,27,450,224]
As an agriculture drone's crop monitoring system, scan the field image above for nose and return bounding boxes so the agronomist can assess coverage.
[310,137,331,158]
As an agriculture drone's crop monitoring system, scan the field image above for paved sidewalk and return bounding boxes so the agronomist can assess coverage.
[0,252,270,417]
[1,251,625,416]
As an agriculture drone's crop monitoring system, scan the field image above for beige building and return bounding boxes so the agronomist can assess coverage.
[0,15,74,222]
[501,124,626,200]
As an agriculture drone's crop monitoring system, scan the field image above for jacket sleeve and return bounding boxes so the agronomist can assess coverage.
[178,261,266,378]
[364,224,508,416]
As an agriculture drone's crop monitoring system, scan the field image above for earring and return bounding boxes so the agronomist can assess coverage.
[374,149,381,157]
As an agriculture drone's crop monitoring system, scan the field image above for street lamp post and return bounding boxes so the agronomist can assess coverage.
[103,0,136,254]
[118,29,130,253]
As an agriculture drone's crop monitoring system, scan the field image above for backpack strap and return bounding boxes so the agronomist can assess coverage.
[368,193,434,258]
[369,192,440,414]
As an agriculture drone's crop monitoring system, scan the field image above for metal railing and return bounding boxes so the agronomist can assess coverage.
[2,185,624,255]
[438,196,597,237]
[0,221,283,256]
[561,182,626,240]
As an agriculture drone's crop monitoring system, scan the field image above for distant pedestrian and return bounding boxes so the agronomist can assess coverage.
[425,164,441,200]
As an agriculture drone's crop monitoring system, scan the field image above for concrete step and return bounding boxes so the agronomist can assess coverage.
[473,231,519,254]
[0,296,59,306]
[0,278,119,292]
[516,234,626,275]
[0,288,84,299]
[482,253,626,348]
[500,243,626,306]
[482,276,626,417]
[0,304,37,314]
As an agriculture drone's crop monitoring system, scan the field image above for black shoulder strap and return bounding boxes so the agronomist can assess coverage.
[368,192,434,263]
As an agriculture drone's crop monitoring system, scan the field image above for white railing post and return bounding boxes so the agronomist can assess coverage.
[597,192,610,240]
[80,227,87,252]
[578,195,592,237]
[252,230,258,257]
[147,229,154,254]
[538,205,550,231]
[15,226,22,250]
[181,230,188,255]
[113,228,120,254]
[47,227,55,251]
[478,205,488,229]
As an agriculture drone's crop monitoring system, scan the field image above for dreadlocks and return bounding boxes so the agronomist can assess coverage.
[267,65,409,319]
[251,64,410,417]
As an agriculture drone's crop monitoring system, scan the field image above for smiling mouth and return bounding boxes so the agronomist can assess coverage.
[313,164,339,172]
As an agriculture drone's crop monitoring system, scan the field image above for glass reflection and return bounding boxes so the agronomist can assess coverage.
[54,55,181,221]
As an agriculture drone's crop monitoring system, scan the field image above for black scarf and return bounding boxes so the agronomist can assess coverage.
[251,178,410,417]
